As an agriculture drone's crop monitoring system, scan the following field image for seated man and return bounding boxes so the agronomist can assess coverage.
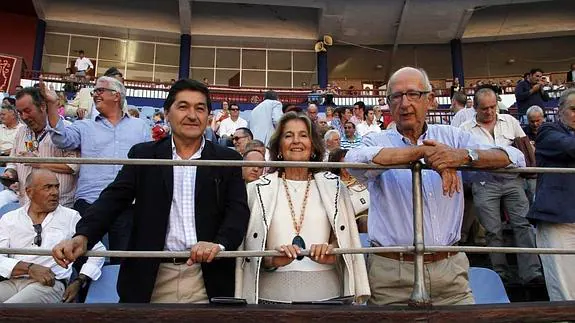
[0,169,105,303]
[346,67,525,306]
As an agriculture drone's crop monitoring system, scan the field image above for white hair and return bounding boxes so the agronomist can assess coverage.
[526,105,544,118]
[386,67,432,97]
[96,76,126,110]
[558,88,575,113]
[324,129,340,142]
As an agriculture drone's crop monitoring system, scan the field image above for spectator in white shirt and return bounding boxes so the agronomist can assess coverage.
[0,105,23,155]
[218,103,247,146]
[356,107,382,137]
[74,51,93,79]
[0,169,105,303]
[451,95,475,128]
[459,87,543,284]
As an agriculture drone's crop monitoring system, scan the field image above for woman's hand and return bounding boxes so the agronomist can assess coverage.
[309,243,336,265]
[265,244,301,268]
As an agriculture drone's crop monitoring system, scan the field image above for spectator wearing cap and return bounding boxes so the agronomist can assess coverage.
[249,90,283,147]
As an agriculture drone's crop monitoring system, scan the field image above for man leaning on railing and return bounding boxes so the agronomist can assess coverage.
[528,88,575,301]
[345,67,526,306]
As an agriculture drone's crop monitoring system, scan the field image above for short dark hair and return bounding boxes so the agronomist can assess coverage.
[235,127,253,140]
[79,50,85,55]
[15,87,45,110]
[452,92,467,106]
[344,121,356,129]
[334,106,349,119]
[153,111,165,121]
[163,79,212,112]
[268,112,325,174]
[353,101,366,111]
[229,102,239,109]
[530,68,543,75]
[364,106,373,118]
[264,90,278,100]
[328,148,349,176]
[2,97,16,106]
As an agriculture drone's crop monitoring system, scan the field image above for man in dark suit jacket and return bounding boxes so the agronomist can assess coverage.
[52,79,250,303]
[528,88,575,301]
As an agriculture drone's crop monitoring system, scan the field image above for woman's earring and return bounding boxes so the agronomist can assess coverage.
[311,153,317,159]
[277,153,283,159]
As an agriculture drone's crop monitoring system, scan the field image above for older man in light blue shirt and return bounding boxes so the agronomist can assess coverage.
[346,67,525,306]
[42,76,150,254]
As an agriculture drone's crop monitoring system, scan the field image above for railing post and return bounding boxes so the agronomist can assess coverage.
[409,162,431,306]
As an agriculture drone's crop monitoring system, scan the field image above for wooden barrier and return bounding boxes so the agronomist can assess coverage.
[0,302,574,322]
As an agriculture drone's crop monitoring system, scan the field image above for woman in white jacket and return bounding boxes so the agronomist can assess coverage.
[235,112,370,304]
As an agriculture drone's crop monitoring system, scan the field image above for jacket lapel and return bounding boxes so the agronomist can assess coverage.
[195,140,215,202]
[156,137,174,197]
[254,172,279,232]
[313,172,341,229]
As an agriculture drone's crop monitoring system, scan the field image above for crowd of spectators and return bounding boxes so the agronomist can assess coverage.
[0,61,574,305]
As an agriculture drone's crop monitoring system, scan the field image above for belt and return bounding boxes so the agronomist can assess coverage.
[374,252,456,263]
[160,257,189,265]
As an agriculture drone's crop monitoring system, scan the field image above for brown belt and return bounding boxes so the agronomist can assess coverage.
[374,252,456,263]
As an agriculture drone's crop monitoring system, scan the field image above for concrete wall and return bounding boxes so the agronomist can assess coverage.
[328,35,575,84]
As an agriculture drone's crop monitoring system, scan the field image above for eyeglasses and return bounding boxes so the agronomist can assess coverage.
[232,135,248,142]
[229,108,239,111]
[33,224,42,247]
[387,90,430,104]
[91,88,116,96]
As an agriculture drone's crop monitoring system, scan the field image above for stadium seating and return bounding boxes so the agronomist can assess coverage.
[85,264,120,303]
[468,267,510,304]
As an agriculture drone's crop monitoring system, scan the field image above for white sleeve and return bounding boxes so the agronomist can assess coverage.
[0,215,19,279]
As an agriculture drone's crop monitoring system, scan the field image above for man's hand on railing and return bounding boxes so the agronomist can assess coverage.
[52,235,88,269]
[422,139,469,172]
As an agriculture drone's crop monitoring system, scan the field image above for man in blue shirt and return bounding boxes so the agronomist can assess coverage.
[515,68,550,122]
[346,67,525,306]
[43,76,150,254]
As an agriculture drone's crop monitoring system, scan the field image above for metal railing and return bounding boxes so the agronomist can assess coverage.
[1,156,574,306]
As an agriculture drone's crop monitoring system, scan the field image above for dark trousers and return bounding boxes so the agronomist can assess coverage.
[73,199,133,264]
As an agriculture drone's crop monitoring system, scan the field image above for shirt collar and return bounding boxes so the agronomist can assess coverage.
[471,113,505,127]
[95,111,130,122]
[391,123,429,145]
[21,203,59,227]
[171,136,206,160]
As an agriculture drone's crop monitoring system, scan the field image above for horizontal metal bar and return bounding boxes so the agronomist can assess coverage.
[4,245,575,258]
[0,246,414,258]
[426,246,575,255]
[2,156,575,174]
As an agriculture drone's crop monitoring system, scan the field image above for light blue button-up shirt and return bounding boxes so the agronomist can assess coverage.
[345,124,525,247]
[48,114,151,203]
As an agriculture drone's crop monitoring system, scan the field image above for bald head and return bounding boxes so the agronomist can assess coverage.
[25,169,58,189]
[25,169,60,213]
[386,67,432,97]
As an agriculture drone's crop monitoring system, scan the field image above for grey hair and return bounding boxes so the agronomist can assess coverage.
[526,105,544,118]
[386,67,432,97]
[558,88,575,113]
[324,129,340,142]
[25,169,58,189]
[96,76,126,110]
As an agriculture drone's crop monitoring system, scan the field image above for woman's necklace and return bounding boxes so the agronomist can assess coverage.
[281,172,312,261]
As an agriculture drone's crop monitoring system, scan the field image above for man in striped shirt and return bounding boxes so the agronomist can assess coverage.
[0,87,78,210]
[340,121,362,149]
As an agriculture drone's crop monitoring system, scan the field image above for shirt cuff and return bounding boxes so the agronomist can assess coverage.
[45,117,66,135]
[0,257,21,279]
[218,244,226,251]
[79,262,102,281]
[496,145,526,168]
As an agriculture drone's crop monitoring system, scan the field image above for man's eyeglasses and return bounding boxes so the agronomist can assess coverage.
[232,135,248,142]
[387,90,430,104]
[229,108,240,111]
[33,224,42,247]
[91,88,116,96]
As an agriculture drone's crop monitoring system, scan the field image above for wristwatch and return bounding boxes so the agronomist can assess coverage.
[466,149,479,165]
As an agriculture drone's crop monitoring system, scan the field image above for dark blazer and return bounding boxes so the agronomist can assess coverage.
[75,137,250,303]
[528,122,575,224]
[568,70,574,83]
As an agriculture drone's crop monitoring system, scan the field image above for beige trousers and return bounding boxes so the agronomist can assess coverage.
[536,222,575,301]
[0,278,65,303]
[150,263,209,303]
[368,252,475,306]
